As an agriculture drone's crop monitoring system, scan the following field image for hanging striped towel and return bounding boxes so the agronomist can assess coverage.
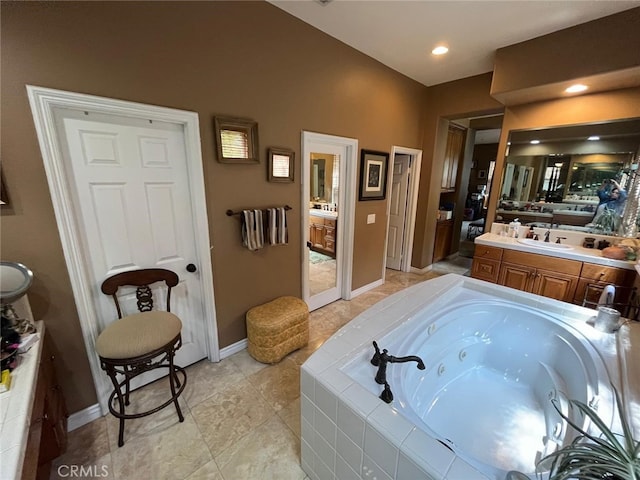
[242,209,264,251]
[267,207,288,245]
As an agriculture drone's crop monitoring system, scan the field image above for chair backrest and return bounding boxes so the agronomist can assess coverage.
[101,268,179,319]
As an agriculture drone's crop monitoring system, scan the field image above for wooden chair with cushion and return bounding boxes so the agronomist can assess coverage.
[96,268,186,447]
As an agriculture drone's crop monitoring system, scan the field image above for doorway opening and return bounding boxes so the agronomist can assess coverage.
[302,132,357,311]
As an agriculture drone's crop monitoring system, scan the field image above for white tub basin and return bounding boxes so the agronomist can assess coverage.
[517,238,574,250]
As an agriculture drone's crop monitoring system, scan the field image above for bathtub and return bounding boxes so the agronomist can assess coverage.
[300,274,638,480]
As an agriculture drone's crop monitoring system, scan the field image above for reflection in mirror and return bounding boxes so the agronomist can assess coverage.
[496,118,640,235]
[309,152,339,296]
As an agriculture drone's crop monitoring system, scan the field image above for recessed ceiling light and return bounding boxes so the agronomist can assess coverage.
[432,45,449,56]
[587,136,600,141]
[565,84,588,93]
[530,140,540,144]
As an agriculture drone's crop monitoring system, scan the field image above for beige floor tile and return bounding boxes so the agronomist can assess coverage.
[50,452,113,480]
[52,417,110,470]
[247,358,300,411]
[277,397,301,438]
[227,348,269,377]
[191,378,275,458]
[184,459,224,480]
[217,415,305,480]
[182,357,246,408]
[110,414,211,480]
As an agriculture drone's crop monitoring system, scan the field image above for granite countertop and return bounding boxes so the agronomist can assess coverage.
[475,232,637,270]
[309,209,338,219]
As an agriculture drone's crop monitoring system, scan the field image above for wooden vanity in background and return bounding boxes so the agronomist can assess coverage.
[472,244,637,306]
[309,213,336,258]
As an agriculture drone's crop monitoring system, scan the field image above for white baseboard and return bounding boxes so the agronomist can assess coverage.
[410,265,433,274]
[67,403,103,432]
[219,338,247,359]
[350,278,384,299]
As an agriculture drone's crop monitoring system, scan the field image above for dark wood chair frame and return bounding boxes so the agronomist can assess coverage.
[100,268,187,447]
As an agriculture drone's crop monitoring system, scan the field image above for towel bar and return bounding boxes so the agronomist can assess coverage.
[226,205,292,216]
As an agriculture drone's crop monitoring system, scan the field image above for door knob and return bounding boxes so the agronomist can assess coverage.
[186,263,197,273]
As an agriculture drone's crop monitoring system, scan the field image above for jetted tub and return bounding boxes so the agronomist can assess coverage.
[300,274,636,480]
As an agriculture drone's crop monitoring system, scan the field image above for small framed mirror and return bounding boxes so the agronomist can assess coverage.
[214,115,259,164]
[268,147,294,182]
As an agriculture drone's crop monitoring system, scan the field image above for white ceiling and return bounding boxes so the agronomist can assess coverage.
[269,1,639,87]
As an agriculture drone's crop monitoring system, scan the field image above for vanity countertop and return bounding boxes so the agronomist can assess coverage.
[0,317,44,480]
[309,209,338,219]
[475,232,637,270]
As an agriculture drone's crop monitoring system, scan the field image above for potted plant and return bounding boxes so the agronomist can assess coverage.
[536,388,639,480]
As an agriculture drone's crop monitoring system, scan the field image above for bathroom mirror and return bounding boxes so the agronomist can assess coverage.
[495,117,640,232]
[0,261,34,304]
[310,154,335,204]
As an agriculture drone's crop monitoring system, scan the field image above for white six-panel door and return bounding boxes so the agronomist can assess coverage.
[386,154,410,270]
[56,110,208,370]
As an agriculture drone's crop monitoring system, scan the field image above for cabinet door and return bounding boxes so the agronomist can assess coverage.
[471,257,501,283]
[533,270,578,302]
[499,262,534,291]
[311,223,325,249]
[323,223,336,255]
[433,220,454,262]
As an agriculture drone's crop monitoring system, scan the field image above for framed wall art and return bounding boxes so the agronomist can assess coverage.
[214,115,259,164]
[359,149,389,201]
[268,147,294,182]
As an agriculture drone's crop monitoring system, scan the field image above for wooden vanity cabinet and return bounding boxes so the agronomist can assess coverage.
[471,245,503,283]
[309,215,336,258]
[498,250,581,302]
[573,263,637,306]
[22,334,68,480]
[472,244,637,306]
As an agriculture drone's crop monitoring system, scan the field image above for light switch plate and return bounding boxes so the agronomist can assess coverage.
[367,214,376,224]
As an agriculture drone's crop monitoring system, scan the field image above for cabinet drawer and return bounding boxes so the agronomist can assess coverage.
[473,245,503,261]
[471,258,501,283]
[579,262,636,285]
[502,249,582,275]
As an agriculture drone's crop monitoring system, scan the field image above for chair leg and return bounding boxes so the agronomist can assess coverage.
[124,365,131,407]
[168,353,184,423]
[106,366,127,447]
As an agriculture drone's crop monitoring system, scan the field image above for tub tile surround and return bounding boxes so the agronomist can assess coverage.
[478,225,638,270]
[300,274,639,480]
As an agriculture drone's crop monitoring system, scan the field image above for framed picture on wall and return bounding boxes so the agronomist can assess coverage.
[268,147,294,182]
[358,149,389,201]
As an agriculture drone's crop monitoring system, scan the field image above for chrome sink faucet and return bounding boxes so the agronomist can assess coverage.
[544,230,551,242]
[371,341,425,403]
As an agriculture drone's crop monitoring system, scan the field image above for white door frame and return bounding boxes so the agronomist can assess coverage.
[302,131,357,309]
[27,85,219,415]
[384,146,423,274]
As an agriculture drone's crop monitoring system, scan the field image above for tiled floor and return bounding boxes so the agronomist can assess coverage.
[50,261,470,480]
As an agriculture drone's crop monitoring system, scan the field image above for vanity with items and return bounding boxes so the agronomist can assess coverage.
[471,226,638,312]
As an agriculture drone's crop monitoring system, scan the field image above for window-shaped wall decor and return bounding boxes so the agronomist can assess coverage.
[214,115,259,164]
[268,147,294,182]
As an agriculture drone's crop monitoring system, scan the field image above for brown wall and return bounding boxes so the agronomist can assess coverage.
[0,1,426,413]
[492,7,640,103]
[412,73,503,268]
